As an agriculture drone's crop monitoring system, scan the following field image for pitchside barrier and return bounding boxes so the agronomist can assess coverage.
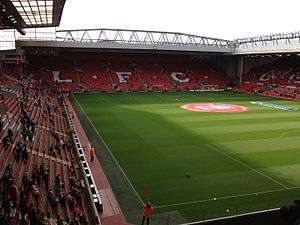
[62,99,103,224]
[180,208,285,225]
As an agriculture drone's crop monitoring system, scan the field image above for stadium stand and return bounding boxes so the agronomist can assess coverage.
[0,67,101,225]
[234,57,300,100]
[27,53,226,93]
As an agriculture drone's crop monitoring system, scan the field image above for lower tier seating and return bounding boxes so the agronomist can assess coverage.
[0,72,97,225]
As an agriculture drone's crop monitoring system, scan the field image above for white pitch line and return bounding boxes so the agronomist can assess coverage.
[156,185,300,209]
[206,144,288,189]
[72,95,145,205]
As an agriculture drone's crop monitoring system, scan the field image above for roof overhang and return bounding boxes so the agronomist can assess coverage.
[0,0,66,31]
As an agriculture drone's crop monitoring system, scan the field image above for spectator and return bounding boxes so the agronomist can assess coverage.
[37,165,44,186]
[7,127,13,143]
[14,141,22,162]
[21,143,28,162]
[56,175,64,186]
[71,187,81,203]
[31,183,40,202]
[31,167,39,184]
[48,145,56,157]
[3,164,13,179]
[42,168,49,188]
[2,135,11,147]
[66,193,76,209]
[19,188,28,221]
[48,190,59,213]
[2,195,13,221]
[22,172,32,193]
[74,204,82,219]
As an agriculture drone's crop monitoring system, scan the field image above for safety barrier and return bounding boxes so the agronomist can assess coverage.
[62,99,103,224]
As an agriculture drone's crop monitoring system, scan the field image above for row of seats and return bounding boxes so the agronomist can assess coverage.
[0,68,96,225]
[26,53,226,93]
[17,54,300,101]
[234,58,300,100]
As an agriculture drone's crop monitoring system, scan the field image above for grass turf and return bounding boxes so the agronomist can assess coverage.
[73,91,300,222]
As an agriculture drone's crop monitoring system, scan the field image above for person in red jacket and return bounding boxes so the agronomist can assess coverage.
[141,202,154,225]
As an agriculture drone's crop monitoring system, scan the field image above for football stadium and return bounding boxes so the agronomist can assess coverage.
[1,1,300,225]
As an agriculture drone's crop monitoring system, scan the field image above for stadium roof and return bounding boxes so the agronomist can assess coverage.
[0,0,66,30]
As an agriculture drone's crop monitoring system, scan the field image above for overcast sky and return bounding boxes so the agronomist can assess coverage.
[58,0,300,40]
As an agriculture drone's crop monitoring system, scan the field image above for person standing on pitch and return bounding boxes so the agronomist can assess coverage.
[89,146,95,162]
[141,202,154,225]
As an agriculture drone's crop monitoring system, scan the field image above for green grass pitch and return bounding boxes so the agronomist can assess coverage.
[74,91,300,222]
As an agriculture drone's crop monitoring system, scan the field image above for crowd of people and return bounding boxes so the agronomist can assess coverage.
[0,76,92,225]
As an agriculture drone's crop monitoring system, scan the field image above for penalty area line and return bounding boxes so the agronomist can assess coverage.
[156,186,300,209]
[72,94,145,206]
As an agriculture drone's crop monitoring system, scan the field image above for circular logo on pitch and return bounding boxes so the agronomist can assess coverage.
[181,103,248,113]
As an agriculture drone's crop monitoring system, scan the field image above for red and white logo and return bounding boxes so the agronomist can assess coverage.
[181,103,248,113]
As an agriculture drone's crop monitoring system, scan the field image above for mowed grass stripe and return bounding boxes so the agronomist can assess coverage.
[208,128,300,142]
[100,128,300,144]
[266,164,300,186]
[170,112,300,121]
[178,116,300,128]
[191,121,300,134]
[217,136,300,154]
[242,148,300,169]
